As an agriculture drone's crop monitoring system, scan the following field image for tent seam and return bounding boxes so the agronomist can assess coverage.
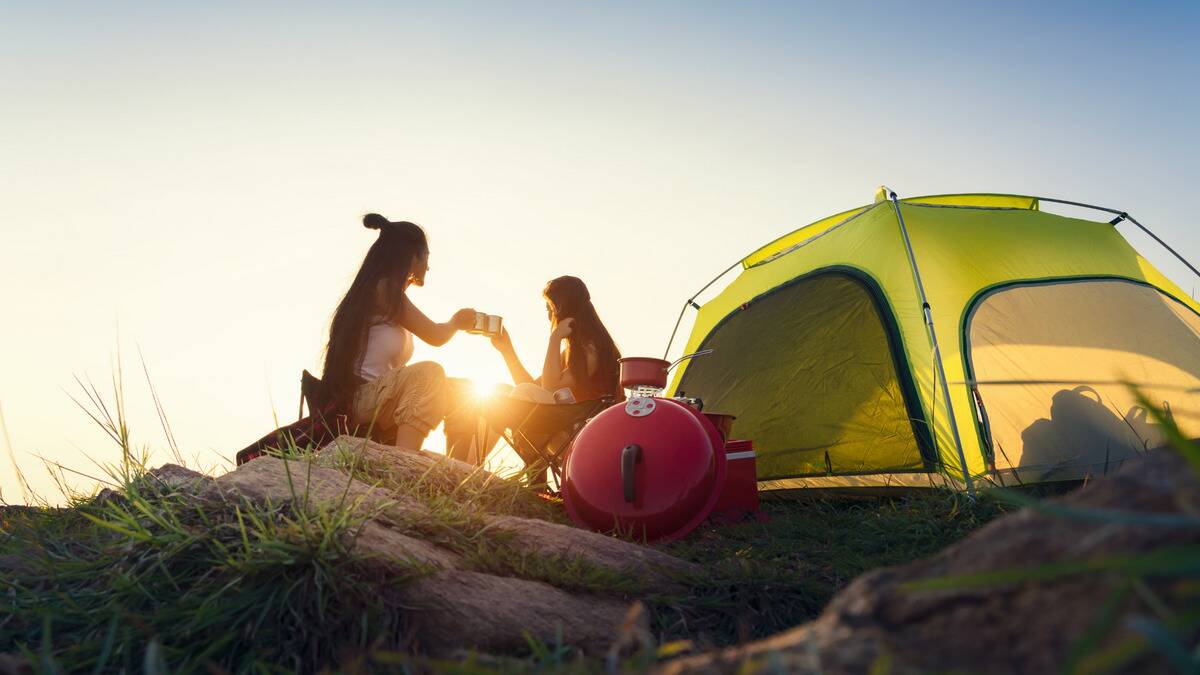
[745,202,883,269]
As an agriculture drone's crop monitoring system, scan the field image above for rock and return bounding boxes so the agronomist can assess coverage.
[399,569,630,655]
[142,463,211,492]
[207,456,448,566]
[205,449,699,657]
[352,520,460,570]
[658,450,1200,675]
[93,487,122,505]
[315,435,491,494]
[484,515,699,583]
[208,455,430,523]
[85,464,211,507]
[315,435,567,520]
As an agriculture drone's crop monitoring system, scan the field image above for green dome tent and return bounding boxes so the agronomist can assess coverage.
[666,189,1200,493]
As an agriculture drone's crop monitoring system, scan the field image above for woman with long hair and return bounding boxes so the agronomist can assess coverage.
[322,213,476,450]
[489,276,622,402]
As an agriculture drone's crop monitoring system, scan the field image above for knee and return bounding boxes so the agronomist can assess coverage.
[406,361,446,384]
[404,361,450,412]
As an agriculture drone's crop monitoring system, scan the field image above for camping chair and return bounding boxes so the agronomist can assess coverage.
[235,370,349,465]
[478,395,618,488]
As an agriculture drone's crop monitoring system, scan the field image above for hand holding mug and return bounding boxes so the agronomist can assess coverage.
[451,308,477,331]
[490,327,514,353]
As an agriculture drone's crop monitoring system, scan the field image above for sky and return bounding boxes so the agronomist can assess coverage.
[2,1,1198,503]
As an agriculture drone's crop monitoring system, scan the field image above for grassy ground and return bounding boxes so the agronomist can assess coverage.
[0,475,428,673]
[13,373,1188,673]
[0,466,1006,674]
[653,491,1007,646]
[5,448,1196,674]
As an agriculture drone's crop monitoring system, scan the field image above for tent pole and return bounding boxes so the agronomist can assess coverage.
[1033,195,1125,216]
[662,259,744,359]
[662,301,693,360]
[1023,197,1199,283]
[1123,214,1200,283]
[886,189,976,497]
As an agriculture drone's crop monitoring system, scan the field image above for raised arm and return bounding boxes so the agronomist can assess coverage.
[539,318,574,391]
[490,328,536,385]
[400,296,475,346]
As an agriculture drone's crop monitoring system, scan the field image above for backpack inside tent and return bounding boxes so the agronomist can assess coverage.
[667,189,1200,492]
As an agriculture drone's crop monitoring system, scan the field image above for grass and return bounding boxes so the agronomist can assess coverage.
[650,490,1007,646]
[3,372,1194,673]
[1,450,1006,674]
[0,469,429,673]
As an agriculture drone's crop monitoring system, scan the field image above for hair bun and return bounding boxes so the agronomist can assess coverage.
[363,213,390,230]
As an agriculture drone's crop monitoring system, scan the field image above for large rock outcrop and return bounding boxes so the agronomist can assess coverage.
[193,436,693,656]
[658,450,1200,674]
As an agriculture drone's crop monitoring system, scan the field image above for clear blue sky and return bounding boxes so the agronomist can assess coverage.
[2,1,1198,501]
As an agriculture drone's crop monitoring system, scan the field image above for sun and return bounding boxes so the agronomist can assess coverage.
[469,378,498,400]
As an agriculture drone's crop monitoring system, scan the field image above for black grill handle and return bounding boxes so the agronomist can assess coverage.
[621,444,643,503]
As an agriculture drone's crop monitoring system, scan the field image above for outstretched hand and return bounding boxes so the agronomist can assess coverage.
[490,327,514,353]
[550,317,574,341]
[451,308,477,331]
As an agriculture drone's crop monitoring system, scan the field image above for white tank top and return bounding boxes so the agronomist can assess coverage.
[357,321,414,381]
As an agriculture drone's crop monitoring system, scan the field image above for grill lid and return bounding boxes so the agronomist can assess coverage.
[563,397,727,542]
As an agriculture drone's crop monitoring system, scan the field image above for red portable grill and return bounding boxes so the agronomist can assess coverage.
[562,351,761,542]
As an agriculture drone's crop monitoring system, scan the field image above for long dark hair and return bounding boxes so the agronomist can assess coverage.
[322,213,428,407]
[544,276,621,397]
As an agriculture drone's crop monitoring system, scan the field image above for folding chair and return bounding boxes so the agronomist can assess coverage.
[479,396,618,487]
[235,370,348,465]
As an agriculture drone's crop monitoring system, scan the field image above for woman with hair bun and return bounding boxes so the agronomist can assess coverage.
[321,213,476,451]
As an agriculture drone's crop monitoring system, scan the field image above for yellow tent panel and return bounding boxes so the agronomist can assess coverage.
[668,191,1200,490]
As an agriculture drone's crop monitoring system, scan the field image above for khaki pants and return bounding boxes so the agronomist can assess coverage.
[350,361,452,442]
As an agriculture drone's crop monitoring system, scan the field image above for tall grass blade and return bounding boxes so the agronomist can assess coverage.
[988,488,1200,529]
[90,614,120,675]
[1125,616,1197,673]
[138,347,183,465]
[903,545,1200,591]
[1129,385,1200,474]
[1063,579,1132,674]
[0,400,33,505]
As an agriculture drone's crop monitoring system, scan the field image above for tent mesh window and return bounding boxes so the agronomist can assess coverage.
[967,279,1200,482]
[678,271,930,480]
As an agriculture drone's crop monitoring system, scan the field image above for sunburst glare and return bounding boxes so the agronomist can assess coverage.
[469,379,499,400]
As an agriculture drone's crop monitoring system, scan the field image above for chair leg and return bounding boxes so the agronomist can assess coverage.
[484,398,615,492]
[542,419,592,489]
[523,464,550,491]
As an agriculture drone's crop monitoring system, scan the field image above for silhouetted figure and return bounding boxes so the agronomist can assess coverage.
[1018,386,1161,481]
